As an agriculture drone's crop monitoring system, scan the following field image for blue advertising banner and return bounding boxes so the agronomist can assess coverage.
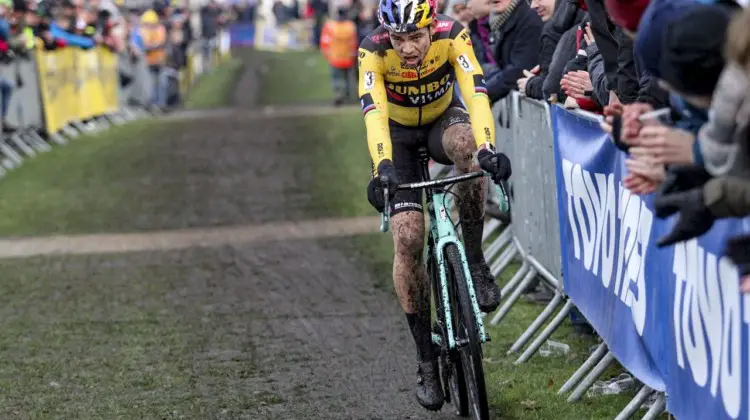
[228,23,256,46]
[550,105,750,419]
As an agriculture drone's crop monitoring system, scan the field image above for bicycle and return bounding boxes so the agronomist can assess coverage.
[379,147,508,420]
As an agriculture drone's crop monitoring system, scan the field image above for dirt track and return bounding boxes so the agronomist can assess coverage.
[0,53,459,419]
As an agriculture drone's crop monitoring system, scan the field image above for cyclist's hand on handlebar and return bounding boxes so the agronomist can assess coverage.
[477,147,512,184]
[367,160,398,213]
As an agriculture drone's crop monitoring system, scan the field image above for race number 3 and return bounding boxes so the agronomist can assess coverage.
[457,54,474,72]
[364,71,375,91]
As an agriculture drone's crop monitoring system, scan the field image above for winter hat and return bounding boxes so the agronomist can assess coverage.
[659,3,738,96]
[634,0,698,78]
[603,0,650,31]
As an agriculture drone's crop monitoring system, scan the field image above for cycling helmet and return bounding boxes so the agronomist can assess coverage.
[378,0,436,33]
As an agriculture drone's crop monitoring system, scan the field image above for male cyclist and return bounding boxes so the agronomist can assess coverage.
[359,0,511,411]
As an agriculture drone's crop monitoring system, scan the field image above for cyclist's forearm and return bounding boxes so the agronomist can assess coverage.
[457,72,495,149]
[466,89,495,149]
[364,113,393,170]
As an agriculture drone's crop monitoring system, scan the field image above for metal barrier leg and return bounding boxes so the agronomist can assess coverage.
[490,243,518,275]
[48,132,68,145]
[484,225,511,250]
[507,292,564,354]
[107,113,125,126]
[9,133,36,158]
[483,237,506,262]
[558,343,608,395]
[0,139,23,168]
[484,229,511,262]
[500,260,530,297]
[24,131,52,152]
[566,351,616,402]
[614,386,654,420]
[482,218,502,242]
[489,267,537,325]
[641,394,666,420]
[515,300,576,364]
[61,125,80,139]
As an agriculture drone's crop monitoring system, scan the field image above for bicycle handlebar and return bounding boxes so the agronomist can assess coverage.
[380,171,508,233]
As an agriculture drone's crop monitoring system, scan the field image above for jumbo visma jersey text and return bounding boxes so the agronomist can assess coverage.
[358,15,495,169]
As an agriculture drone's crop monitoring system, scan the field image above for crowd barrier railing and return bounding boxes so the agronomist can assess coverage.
[0,32,232,179]
[476,92,750,420]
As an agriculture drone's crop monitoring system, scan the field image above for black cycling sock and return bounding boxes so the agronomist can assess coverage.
[461,217,486,267]
[406,310,434,362]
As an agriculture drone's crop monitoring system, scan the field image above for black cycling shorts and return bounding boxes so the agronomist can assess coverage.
[388,105,471,216]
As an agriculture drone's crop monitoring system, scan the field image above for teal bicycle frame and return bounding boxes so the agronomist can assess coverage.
[379,153,507,350]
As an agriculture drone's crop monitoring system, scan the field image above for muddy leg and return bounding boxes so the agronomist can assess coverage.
[391,211,432,361]
[442,123,486,265]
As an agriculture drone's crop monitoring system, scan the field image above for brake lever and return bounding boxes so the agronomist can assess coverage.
[380,175,390,233]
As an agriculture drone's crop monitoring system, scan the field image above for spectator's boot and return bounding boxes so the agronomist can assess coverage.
[415,359,444,411]
[470,262,502,313]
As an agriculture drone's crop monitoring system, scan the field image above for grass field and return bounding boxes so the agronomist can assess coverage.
[184,57,245,109]
[250,50,337,106]
[0,120,183,236]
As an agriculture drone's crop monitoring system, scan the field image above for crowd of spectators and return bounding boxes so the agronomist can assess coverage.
[0,0,233,123]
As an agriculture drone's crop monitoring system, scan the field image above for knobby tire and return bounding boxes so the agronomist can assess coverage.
[445,244,490,420]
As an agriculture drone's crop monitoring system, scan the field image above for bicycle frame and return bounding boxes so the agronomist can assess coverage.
[379,151,490,349]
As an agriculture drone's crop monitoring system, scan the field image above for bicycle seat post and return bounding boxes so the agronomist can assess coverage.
[418,146,431,182]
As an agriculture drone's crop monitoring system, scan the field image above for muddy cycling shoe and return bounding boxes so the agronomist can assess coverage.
[470,263,502,313]
[415,359,444,411]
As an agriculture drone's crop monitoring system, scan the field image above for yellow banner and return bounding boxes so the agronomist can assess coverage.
[35,46,120,134]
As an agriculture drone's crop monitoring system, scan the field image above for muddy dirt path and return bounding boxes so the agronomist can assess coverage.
[190,51,457,420]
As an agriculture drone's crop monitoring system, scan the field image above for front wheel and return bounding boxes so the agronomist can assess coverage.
[445,244,490,420]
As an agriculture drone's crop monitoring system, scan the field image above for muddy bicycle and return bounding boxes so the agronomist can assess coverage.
[379,147,508,420]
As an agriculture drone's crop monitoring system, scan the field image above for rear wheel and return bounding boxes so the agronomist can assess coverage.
[445,244,490,420]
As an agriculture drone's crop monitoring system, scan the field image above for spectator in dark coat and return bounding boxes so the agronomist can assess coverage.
[485,0,543,103]
[519,0,584,99]
[542,19,577,101]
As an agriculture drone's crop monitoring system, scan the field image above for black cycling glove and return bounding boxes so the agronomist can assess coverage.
[367,159,398,213]
[654,187,714,247]
[477,148,512,184]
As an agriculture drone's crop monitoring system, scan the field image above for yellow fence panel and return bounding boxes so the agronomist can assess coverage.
[36,45,119,134]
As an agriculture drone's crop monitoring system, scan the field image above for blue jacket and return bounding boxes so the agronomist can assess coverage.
[50,23,95,49]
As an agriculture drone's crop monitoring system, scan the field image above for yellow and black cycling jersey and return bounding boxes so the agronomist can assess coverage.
[358,14,495,170]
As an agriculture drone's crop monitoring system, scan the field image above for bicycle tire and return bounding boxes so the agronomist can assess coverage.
[429,244,468,416]
[445,244,490,420]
